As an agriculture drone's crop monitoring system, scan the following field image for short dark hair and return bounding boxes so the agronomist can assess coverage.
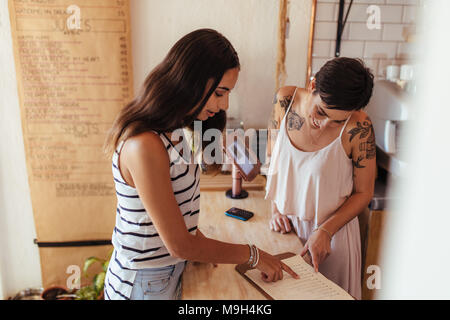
[314,57,374,111]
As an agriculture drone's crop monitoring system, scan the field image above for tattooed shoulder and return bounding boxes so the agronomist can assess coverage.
[348,115,376,169]
[279,95,292,111]
[272,86,302,130]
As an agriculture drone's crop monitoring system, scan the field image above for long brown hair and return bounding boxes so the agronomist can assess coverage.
[104,29,240,157]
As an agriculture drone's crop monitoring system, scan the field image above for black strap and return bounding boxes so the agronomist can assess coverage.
[335,0,354,57]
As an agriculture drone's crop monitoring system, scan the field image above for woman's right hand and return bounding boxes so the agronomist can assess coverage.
[269,212,292,234]
[255,249,299,282]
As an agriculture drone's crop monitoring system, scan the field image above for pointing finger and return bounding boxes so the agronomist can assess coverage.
[311,251,320,273]
[281,262,299,279]
[300,244,308,257]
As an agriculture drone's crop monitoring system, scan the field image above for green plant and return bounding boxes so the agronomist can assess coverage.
[75,248,113,300]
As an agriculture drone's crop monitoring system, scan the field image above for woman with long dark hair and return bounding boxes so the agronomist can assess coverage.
[103,29,298,300]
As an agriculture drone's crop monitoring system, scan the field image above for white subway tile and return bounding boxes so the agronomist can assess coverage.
[333,40,365,58]
[315,21,349,40]
[349,22,382,40]
[329,42,338,58]
[353,0,385,4]
[334,3,404,24]
[311,58,331,76]
[364,41,398,59]
[386,0,418,5]
[402,5,417,23]
[397,42,418,60]
[361,58,380,78]
[379,5,404,23]
[377,59,396,78]
[315,22,337,40]
[316,3,336,21]
[346,4,375,23]
[382,24,407,41]
[313,40,332,58]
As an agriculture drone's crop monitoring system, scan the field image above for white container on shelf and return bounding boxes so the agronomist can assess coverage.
[386,65,400,82]
[400,64,414,81]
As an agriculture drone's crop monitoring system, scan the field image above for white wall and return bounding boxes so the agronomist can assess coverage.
[130,0,312,129]
[0,0,42,300]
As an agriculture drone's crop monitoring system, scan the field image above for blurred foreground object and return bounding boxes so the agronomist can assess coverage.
[377,0,450,299]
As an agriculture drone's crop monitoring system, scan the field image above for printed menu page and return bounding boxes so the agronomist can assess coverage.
[246,255,354,300]
[8,0,133,241]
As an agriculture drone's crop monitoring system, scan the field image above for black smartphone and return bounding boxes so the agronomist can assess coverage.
[225,207,254,221]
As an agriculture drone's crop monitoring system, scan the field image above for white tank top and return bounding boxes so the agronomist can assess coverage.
[265,88,353,227]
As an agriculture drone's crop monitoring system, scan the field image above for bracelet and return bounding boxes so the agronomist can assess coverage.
[251,246,260,268]
[314,226,333,241]
[247,244,255,266]
[247,244,260,268]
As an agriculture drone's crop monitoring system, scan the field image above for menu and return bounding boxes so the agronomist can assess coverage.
[8,0,133,243]
[245,255,354,300]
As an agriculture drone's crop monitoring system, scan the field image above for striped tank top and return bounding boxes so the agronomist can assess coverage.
[104,131,200,300]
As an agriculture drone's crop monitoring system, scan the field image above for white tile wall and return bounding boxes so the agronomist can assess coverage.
[311,0,423,80]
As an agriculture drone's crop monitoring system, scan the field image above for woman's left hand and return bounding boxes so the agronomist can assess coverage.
[300,229,332,272]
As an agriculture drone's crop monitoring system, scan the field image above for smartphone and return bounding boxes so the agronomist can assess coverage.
[223,131,261,181]
[225,207,254,221]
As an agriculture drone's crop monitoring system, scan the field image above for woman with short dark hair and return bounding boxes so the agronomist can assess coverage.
[103,29,297,300]
[266,57,376,299]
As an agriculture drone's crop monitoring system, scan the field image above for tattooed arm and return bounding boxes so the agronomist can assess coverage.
[300,112,377,271]
[322,113,376,234]
[267,86,296,157]
[267,86,297,234]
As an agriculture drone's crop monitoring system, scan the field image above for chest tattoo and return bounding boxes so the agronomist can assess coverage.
[287,110,305,131]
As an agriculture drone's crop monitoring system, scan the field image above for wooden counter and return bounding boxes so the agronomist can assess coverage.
[181,186,304,300]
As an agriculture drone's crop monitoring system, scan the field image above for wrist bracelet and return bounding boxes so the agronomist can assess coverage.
[247,244,255,266]
[314,226,333,240]
[247,244,260,268]
[251,246,260,268]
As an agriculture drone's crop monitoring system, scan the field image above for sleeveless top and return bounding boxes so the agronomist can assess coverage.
[265,88,354,227]
[104,130,200,300]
